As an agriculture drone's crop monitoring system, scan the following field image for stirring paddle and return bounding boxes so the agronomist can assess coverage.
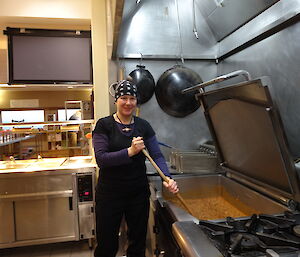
[142,149,195,216]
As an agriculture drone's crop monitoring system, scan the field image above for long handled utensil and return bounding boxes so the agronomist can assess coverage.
[142,149,195,216]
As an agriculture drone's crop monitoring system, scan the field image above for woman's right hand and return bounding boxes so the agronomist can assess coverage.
[128,137,145,157]
[163,178,179,194]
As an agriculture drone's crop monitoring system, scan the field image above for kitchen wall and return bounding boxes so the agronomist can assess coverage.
[0,22,91,84]
[0,0,91,83]
[0,89,91,109]
[121,59,215,155]
[0,0,91,20]
[0,0,93,117]
[116,0,300,159]
[116,0,218,154]
[217,0,300,158]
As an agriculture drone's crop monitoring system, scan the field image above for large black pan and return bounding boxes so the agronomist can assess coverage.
[129,65,155,104]
[155,65,202,117]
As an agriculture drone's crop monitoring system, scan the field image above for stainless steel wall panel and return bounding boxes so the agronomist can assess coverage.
[219,0,300,57]
[217,22,300,158]
[207,0,279,41]
[176,0,218,56]
[117,0,218,58]
[116,0,300,160]
[195,0,217,18]
[121,59,217,155]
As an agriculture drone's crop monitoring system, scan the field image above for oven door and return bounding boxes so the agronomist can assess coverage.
[14,192,76,241]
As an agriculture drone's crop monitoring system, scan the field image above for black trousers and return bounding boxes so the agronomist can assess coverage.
[94,189,150,257]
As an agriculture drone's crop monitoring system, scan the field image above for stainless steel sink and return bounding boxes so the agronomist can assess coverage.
[0,159,38,170]
[61,156,93,167]
[28,158,66,169]
[0,156,94,171]
[0,163,30,169]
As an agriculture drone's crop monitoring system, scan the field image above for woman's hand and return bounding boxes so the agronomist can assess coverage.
[128,137,145,157]
[163,178,179,194]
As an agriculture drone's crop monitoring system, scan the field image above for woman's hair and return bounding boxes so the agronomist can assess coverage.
[114,80,137,102]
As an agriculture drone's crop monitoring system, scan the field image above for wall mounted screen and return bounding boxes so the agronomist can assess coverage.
[5,28,93,84]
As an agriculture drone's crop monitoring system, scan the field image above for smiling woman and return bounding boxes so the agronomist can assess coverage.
[92,79,179,257]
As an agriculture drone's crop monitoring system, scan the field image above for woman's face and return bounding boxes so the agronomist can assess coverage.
[116,95,137,116]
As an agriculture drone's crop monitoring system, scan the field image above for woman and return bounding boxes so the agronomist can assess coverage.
[92,80,178,257]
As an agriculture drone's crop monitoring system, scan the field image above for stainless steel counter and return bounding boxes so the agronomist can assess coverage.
[0,156,96,174]
[0,156,96,249]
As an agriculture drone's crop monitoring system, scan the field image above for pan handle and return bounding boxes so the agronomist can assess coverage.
[181,70,251,94]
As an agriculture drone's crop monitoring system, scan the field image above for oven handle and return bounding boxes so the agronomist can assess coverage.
[181,70,251,94]
[0,190,73,201]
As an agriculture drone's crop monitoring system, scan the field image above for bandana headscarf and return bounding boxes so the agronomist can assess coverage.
[114,80,137,102]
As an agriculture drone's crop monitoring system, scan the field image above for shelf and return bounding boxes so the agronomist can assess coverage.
[0,84,93,91]
[0,135,36,147]
[0,120,94,127]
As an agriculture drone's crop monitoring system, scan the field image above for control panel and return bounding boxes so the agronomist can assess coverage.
[77,174,93,202]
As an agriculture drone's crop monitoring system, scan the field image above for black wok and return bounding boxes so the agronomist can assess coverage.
[155,65,202,117]
[129,65,155,104]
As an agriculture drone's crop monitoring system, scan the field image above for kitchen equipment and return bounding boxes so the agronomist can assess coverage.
[129,65,155,104]
[142,149,194,216]
[155,65,202,117]
[150,73,300,257]
[0,156,96,249]
[174,151,217,173]
[169,144,217,173]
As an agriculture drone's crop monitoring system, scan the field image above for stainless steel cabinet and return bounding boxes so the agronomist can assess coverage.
[0,202,14,244]
[15,197,76,241]
[0,170,79,248]
[78,203,95,239]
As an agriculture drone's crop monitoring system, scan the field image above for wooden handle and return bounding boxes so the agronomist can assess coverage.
[142,149,168,182]
[142,149,194,216]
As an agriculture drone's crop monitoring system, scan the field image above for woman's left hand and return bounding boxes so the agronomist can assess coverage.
[163,178,179,194]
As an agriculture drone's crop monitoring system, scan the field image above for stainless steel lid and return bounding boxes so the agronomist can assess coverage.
[197,77,300,204]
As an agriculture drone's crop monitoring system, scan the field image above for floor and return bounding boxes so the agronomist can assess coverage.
[0,241,94,257]
[0,208,156,257]
[0,239,154,257]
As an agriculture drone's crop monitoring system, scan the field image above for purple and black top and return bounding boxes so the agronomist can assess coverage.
[92,115,170,193]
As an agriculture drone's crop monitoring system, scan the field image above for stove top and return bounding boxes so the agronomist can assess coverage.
[199,212,300,257]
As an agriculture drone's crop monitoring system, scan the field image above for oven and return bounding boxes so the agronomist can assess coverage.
[149,73,300,257]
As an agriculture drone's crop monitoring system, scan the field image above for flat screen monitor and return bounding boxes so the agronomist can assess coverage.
[5,28,93,84]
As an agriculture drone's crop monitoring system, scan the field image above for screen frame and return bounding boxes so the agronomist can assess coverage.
[5,27,93,85]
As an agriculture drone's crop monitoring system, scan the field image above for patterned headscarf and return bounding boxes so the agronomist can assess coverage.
[114,80,137,102]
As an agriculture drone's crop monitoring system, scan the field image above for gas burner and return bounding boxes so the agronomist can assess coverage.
[292,225,300,237]
[199,212,300,257]
[229,233,266,252]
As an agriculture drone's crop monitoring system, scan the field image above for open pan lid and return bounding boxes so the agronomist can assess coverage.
[197,77,300,203]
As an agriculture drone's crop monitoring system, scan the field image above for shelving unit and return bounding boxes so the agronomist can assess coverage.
[0,135,35,147]
[0,120,94,159]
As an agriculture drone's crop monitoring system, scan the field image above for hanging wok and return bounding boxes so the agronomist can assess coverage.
[129,65,155,104]
[155,65,202,117]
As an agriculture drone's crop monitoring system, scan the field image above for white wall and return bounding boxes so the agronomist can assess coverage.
[0,0,91,20]
[0,0,92,84]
